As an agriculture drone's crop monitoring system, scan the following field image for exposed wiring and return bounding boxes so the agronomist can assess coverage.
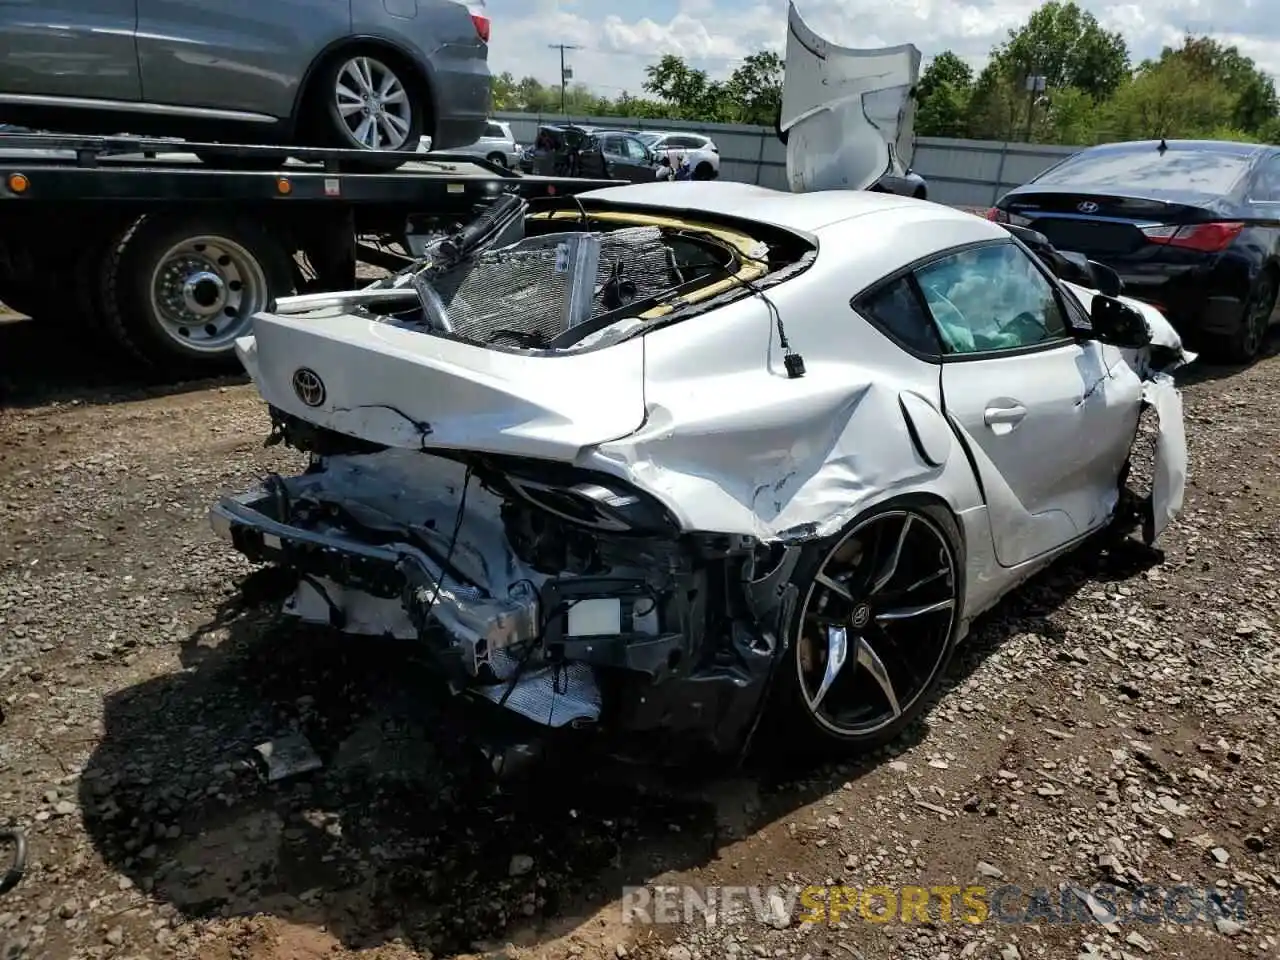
[728,270,805,378]
[495,597,582,711]
[418,467,473,619]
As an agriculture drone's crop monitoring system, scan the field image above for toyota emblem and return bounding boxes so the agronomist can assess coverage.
[292,367,326,407]
[1077,201,1100,214]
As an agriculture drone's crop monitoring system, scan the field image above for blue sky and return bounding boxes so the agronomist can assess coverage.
[484,0,1277,96]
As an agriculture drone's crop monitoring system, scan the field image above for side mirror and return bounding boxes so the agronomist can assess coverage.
[1087,295,1151,349]
[1087,260,1123,297]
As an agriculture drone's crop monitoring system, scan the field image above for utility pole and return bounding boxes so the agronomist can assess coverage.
[549,43,580,114]
[1023,71,1046,142]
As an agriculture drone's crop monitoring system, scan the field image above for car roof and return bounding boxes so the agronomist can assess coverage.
[577,180,1002,236]
[1079,139,1267,158]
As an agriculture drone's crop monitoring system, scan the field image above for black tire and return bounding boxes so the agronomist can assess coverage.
[913,186,928,200]
[759,497,964,761]
[485,152,508,168]
[693,161,715,181]
[1,227,125,348]
[0,280,66,320]
[1206,270,1277,363]
[308,48,426,172]
[101,213,296,376]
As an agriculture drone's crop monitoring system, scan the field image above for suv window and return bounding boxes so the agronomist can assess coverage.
[667,135,702,149]
[621,137,649,161]
[854,278,941,356]
[913,243,1068,355]
[485,122,506,138]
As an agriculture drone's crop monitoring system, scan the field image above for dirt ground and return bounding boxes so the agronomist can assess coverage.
[1,316,1278,960]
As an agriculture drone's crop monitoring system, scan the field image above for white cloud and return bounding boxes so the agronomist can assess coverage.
[484,0,1279,99]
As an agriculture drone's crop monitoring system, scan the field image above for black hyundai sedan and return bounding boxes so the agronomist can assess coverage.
[987,139,1280,362]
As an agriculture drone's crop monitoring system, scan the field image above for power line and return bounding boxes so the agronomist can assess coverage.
[548,43,581,112]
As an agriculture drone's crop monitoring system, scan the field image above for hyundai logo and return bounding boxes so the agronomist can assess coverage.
[1077,201,1100,214]
[291,367,326,407]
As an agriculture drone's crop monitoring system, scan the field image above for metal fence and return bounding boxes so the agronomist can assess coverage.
[493,111,1080,208]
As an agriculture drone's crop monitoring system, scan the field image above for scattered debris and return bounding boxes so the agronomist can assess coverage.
[252,733,324,782]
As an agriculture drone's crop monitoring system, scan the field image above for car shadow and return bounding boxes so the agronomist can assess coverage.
[0,313,249,410]
[78,537,1161,956]
[1174,327,1280,387]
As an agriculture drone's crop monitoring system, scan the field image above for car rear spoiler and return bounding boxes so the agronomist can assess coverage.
[778,1,921,193]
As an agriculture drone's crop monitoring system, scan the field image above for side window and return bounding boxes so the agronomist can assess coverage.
[622,137,649,161]
[600,136,620,155]
[854,277,942,357]
[913,243,1068,355]
[485,122,505,138]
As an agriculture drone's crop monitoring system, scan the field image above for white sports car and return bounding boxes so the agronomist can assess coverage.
[210,179,1191,769]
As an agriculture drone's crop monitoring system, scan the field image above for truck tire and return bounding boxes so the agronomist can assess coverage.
[2,230,120,346]
[102,213,295,376]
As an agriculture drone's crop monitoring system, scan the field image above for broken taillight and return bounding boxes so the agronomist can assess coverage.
[1140,221,1244,253]
[471,12,490,41]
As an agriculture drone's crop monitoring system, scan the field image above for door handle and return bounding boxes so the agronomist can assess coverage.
[983,403,1027,429]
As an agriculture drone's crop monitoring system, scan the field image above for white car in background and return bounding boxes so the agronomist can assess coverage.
[420,119,522,168]
[637,131,720,180]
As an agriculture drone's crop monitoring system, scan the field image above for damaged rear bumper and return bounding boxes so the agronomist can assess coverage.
[209,453,799,760]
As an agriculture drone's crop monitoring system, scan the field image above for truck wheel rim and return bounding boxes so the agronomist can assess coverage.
[795,509,958,738]
[149,236,268,353]
[334,56,412,151]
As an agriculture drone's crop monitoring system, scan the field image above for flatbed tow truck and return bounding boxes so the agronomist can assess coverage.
[0,132,619,377]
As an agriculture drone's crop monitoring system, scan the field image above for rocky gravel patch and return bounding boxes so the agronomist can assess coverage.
[1,325,1278,960]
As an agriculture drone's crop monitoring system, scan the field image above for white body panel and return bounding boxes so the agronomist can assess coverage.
[238,306,647,460]
[779,1,920,193]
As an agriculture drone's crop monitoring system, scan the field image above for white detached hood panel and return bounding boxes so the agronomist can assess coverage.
[780,1,922,193]
[238,309,647,460]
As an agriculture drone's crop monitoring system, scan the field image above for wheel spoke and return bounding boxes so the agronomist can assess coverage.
[875,598,954,622]
[870,514,912,594]
[354,116,375,148]
[381,88,407,106]
[808,626,849,710]
[854,634,901,718]
[814,570,854,602]
[381,111,409,139]
[355,58,375,93]
[377,71,399,97]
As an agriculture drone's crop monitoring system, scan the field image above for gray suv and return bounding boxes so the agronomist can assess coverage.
[0,0,490,162]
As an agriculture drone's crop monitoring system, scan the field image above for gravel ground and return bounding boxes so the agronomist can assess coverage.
[1,317,1279,960]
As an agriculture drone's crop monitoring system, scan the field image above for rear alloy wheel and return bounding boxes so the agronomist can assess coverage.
[486,152,508,168]
[768,502,962,756]
[693,162,715,181]
[325,55,420,157]
[1222,271,1277,363]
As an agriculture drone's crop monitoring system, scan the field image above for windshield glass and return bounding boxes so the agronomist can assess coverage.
[636,133,662,146]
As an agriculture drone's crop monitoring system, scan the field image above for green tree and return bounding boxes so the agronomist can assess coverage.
[1097,56,1236,141]
[1149,35,1278,134]
[915,51,973,137]
[722,51,784,125]
[988,0,1129,98]
[643,55,730,121]
[490,71,517,111]
[967,0,1129,140]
